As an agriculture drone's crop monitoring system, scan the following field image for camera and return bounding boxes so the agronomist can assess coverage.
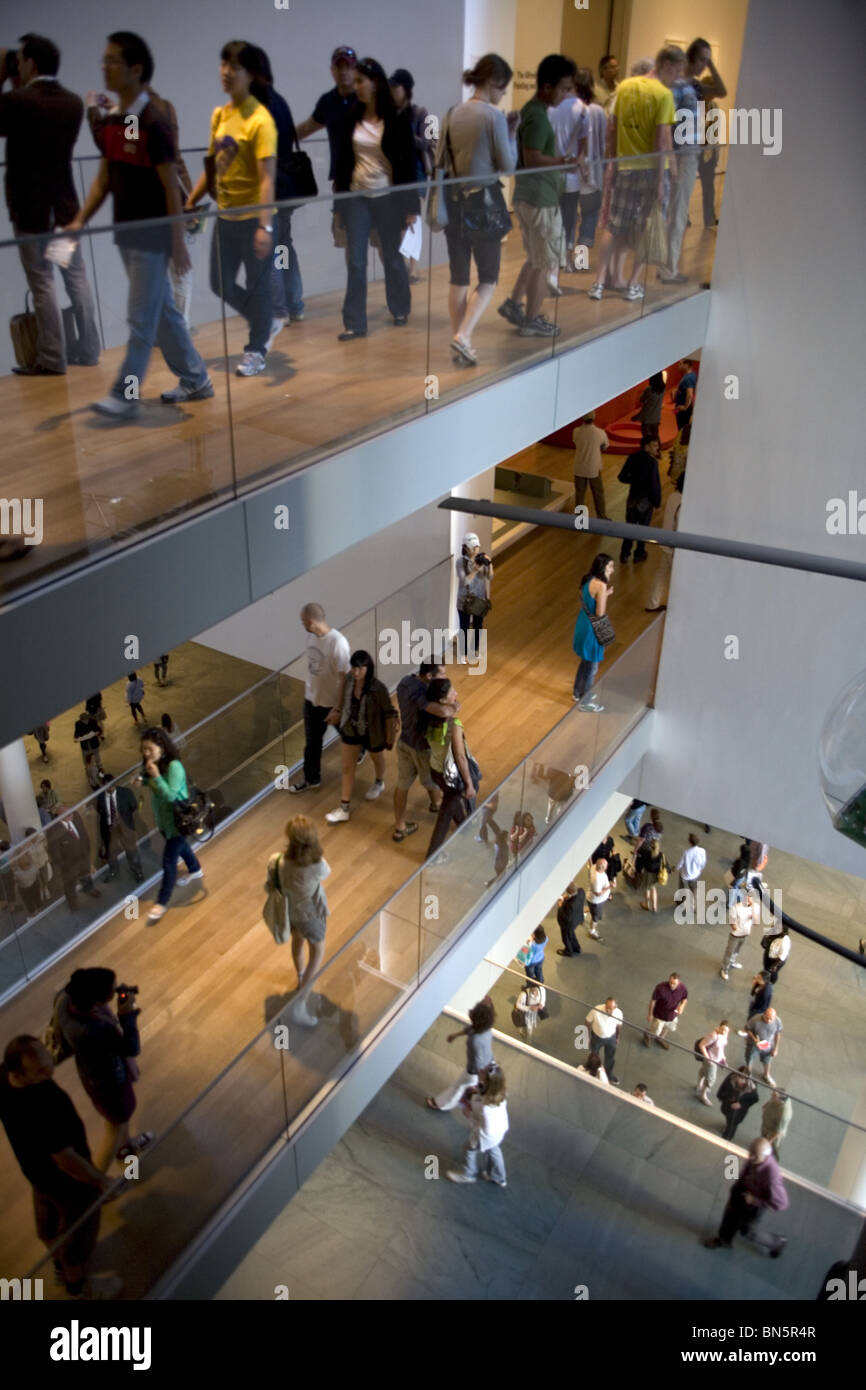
[476,552,490,567]
[116,983,139,1002]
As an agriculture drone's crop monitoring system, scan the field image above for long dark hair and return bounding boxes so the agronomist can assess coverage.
[221,40,269,103]
[648,371,665,393]
[353,57,396,121]
[140,725,181,775]
[417,677,451,737]
[349,649,376,695]
[580,552,614,589]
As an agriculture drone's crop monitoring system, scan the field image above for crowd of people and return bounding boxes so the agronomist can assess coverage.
[0,30,725,402]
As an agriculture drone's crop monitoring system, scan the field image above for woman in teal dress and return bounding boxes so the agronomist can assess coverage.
[573,553,615,710]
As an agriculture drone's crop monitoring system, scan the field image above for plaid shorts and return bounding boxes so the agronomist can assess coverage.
[514,202,563,275]
[605,168,658,243]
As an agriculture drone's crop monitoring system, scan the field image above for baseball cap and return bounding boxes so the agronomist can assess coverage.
[463,532,480,548]
[332,46,357,65]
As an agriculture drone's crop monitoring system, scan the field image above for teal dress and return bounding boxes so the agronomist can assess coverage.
[573,581,605,663]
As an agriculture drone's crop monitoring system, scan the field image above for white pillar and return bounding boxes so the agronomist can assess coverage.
[0,739,41,842]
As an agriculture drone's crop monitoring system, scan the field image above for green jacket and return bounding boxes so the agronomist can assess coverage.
[145,759,189,838]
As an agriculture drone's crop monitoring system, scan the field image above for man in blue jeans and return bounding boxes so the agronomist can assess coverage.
[68,31,211,419]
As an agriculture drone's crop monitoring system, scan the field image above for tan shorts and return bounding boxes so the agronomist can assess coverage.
[514,202,563,275]
[397,742,434,792]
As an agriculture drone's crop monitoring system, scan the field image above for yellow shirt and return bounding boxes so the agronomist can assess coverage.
[611,77,675,164]
[208,96,277,217]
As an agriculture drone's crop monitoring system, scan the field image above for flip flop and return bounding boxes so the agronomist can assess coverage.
[392,822,419,842]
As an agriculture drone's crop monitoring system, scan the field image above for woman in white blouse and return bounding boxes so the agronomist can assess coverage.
[333,58,421,340]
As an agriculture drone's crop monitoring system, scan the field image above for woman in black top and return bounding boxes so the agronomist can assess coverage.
[333,58,421,339]
[324,651,397,824]
[618,436,662,562]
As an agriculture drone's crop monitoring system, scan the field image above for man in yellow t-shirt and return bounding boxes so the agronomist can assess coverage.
[589,45,684,305]
[186,41,277,377]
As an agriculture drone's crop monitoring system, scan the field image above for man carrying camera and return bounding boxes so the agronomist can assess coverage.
[456,531,493,664]
[0,34,101,374]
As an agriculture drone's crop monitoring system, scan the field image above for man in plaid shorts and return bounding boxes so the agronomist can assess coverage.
[589,45,685,303]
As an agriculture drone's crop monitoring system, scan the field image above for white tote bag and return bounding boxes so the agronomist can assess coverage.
[262,853,291,945]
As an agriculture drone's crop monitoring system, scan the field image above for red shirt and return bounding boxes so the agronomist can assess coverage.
[651,980,688,1021]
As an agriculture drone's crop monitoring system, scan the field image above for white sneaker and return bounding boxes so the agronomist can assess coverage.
[719,969,729,980]
[265,317,286,351]
[578,698,604,712]
[480,1172,507,1187]
[147,904,167,922]
[446,1171,476,1184]
[624,284,645,301]
[235,350,266,377]
[365,780,385,801]
[91,394,140,419]
[700,1094,713,1107]
[291,1001,319,1028]
[730,962,743,969]
[588,282,603,301]
[325,805,351,823]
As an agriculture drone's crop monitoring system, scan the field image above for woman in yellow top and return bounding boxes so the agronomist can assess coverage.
[186,41,278,377]
[419,678,479,860]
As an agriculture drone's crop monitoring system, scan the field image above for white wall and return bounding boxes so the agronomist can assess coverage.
[644,0,866,880]
[624,0,748,98]
[464,0,517,104]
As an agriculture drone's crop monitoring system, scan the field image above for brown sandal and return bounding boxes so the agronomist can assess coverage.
[393,822,419,842]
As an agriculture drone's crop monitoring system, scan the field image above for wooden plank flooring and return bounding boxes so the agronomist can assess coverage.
[0,500,667,1285]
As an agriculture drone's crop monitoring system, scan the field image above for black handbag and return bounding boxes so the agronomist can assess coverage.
[584,598,615,647]
[457,182,512,243]
[281,133,318,199]
[459,593,492,619]
[173,784,215,841]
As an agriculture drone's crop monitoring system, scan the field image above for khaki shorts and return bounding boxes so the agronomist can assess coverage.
[514,201,563,275]
[397,742,434,792]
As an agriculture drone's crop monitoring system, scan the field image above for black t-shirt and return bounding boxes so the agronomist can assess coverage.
[312,86,361,180]
[264,87,298,199]
[0,1067,92,1196]
[73,715,101,753]
[94,100,176,251]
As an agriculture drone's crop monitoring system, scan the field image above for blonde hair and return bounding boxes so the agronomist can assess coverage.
[483,1067,507,1106]
[284,815,322,866]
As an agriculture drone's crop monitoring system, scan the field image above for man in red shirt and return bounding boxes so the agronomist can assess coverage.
[704,1137,789,1249]
[643,971,687,1048]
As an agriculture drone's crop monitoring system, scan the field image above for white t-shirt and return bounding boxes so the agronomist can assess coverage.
[729,900,757,937]
[305,628,351,708]
[579,1063,610,1084]
[470,1094,509,1150]
[588,868,611,904]
[572,423,609,479]
[549,96,589,192]
[586,1004,622,1038]
[350,118,392,191]
[677,845,706,880]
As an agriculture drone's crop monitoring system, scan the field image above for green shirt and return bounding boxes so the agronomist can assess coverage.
[514,97,561,208]
[145,759,189,838]
[427,717,464,775]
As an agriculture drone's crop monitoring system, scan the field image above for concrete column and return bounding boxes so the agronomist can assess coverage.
[0,739,41,842]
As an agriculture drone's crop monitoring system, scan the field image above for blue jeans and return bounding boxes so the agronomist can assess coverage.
[577,189,603,247]
[573,660,599,700]
[158,834,200,907]
[210,218,272,355]
[342,193,410,333]
[625,803,646,837]
[271,206,304,318]
[463,1142,506,1184]
[590,1032,617,1076]
[524,959,544,985]
[112,245,209,398]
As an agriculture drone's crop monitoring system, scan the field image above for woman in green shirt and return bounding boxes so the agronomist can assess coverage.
[138,727,202,922]
[420,678,478,859]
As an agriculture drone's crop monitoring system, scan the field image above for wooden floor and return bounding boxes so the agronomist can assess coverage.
[0,199,716,598]
[0,483,668,1287]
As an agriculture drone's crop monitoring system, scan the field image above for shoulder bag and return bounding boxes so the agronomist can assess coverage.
[42,989,74,1066]
[583,591,615,647]
[282,131,318,199]
[442,722,482,795]
[262,853,292,945]
[459,592,492,619]
[172,779,215,841]
[426,108,453,231]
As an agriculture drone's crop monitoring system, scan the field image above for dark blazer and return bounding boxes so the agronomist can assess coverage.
[48,814,92,876]
[618,449,662,511]
[332,107,421,217]
[717,1074,758,1119]
[0,78,84,232]
[96,785,138,834]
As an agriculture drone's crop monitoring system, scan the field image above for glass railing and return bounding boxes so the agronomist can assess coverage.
[0,148,716,599]
[481,961,866,1204]
[0,557,451,1001]
[19,616,663,1297]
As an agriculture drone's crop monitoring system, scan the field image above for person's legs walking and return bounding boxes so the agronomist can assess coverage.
[59,240,101,363]
[485,1144,507,1185]
[372,195,411,321]
[16,235,67,372]
[110,246,169,402]
[158,835,185,906]
[302,700,328,785]
[342,197,373,333]
[155,274,210,390]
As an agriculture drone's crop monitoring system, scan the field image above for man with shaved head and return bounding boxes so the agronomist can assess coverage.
[288,603,352,794]
[704,1136,789,1249]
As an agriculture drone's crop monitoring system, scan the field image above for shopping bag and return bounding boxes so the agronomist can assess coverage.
[262,854,291,945]
[637,205,668,268]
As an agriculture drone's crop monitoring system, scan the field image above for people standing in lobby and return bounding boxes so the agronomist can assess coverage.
[48,807,101,911]
[695,1021,729,1106]
[643,971,688,1049]
[646,472,683,612]
[0,1036,117,1299]
[623,797,647,841]
[392,660,456,843]
[572,412,610,519]
[95,771,143,884]
[68,32,213,416]
[438,54,518,366]
[676,831,706,907]
[572,552,615,710]
[446,1064,509,1187]
[746,969,774,1022]
[421,678,478,859]
[589,46,684,303]
[618,436,662,562]
[138,725,202,923]
[659,41,711,285]
[704,1137,788,1249]
[674,359,698,431]
[717,1066,759,1143]
[549,73,588,276]
[456,532,493,663]
[556,880,584,956]
[498,54,576,338]
[288,603,352,795]
[184,40,277,379]
[586,996,622,1084]
[521,925,548,984]
[514,981,546,1040]
[267,815,330,1027]
[125,672,147,725]
[586,857,610,941]
[324,650,397,824]
[426,996,495,1112]
[762,922,792,984]
[57,968,151,1171]
[720,886,758,980]
[593,54,620,114]
[30,722,51,764]
[332,57,420,340]
[73,705,103,783]
[635,371,665,441]
[0,35,101,376]
[571,70,607,270]
[743,1006,783,1086]
[689,42,726,228]
[761,1088,793,1157]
